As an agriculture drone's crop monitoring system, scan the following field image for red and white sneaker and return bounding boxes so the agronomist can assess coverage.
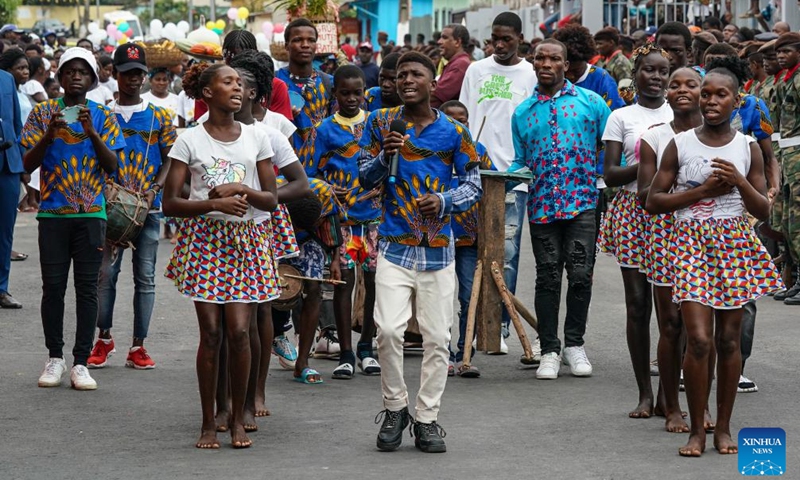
[126,346,156,370]
[87,338,116,368]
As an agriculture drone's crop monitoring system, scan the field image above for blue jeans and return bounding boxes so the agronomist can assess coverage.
[97,212,161,339]
[502,191,527,331]
[0,168,20,294]
[449,245,478,363]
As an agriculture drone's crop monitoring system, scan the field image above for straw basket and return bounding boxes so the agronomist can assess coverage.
[270,42,289,62]
[140,41,184,69]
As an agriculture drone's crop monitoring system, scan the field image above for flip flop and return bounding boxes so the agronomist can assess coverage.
[332,362,355,380]
[10,252,28,261]
[293,367,323,384]
[358,357,381,375]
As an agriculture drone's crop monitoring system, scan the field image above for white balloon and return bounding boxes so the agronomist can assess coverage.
[87,22,99,34]
[177,21,190,33]
[95,29,108,40]
[164,22,177,32]
[173,30,186,40]
[255,32,268,51]
[150,19,163,31]
[162,29,175,41]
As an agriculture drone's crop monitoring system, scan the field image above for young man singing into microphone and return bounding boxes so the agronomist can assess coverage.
[359,51,482,453]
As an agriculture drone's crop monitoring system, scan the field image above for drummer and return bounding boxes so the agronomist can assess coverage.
[87,43,176,370]
[22,47,125,391]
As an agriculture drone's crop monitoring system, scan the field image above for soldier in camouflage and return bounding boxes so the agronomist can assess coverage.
[594,27,633,89]
[775,32,800,305]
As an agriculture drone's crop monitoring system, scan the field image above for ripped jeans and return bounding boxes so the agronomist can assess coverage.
[529,210,597,356]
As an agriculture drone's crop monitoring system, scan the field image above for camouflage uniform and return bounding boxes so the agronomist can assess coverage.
[777,65,800,261]
[758,73,785,234]
[595,50,633,87]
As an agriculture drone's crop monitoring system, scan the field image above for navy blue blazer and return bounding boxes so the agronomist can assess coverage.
[0,70,24,174]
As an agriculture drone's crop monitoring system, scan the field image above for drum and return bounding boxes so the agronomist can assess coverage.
[104,181,150,249]
[274,264,304,311]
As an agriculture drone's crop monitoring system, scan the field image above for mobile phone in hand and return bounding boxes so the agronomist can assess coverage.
[61,105,81,124]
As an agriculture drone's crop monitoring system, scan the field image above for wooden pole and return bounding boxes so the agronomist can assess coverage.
[489,261,533,361]
[476,176,505,352]
[511,294,538,332]
[461,260,483,368]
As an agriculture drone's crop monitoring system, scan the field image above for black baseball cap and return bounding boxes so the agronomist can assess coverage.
[113,44,148,73]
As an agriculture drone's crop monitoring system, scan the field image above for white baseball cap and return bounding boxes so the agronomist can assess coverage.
[57,47,99,90]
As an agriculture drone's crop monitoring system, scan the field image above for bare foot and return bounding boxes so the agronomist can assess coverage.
[242,408,258,432]
[704,410,715,433]
[665,411,690,433]
[654,408,688,418]
[629,397,654,418]
[254,392,271,417]
[714,432,738,454]
[230,423,252,449]
[196,429,220,449]
[679,434,706,457]
[215,410,230,432]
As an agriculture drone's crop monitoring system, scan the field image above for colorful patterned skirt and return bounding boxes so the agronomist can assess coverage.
[598,189,649,270]
[643,213,675,287]
[670,216,783,309]
[165,216,280,304]
[271,204,299,260]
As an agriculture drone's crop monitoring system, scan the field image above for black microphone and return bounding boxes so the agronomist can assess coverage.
[387,119,406,185]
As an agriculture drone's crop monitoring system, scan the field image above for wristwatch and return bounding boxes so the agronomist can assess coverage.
[150,184,162,193]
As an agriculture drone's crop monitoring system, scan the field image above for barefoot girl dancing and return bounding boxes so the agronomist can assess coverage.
[163,63,279,449]
[599,43,672,419]
[638,66,704,434]
[646,57,782,457]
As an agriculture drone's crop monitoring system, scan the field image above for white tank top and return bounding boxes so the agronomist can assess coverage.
[673,129,753,221]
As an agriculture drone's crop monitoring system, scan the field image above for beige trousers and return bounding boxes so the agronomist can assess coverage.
[374,254,455,423]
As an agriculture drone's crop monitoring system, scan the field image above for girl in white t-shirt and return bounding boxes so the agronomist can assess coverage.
[142,68,179,123]
[647,62,782,458]
[163,63,279,450]
[638,66,704,436]
[599,44,673,420]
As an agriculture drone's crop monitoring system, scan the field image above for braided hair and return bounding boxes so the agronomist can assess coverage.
[229,50,273,104]
[222,30,257,62]
[182,62,228,100]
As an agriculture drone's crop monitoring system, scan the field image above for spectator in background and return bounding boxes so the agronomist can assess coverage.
[692,31,718,68]
[416,33,425,48]
[403,33,413,50]
[22,56,48,103]
[701,16,723,32]
[97,55,117,95]
[722,23,739,43]
[432,24,471,108]
[44,77,61,99]
[772,21,790,35]
[341,36,356,61]
[655,22,693,74]
[25,44,43,59]
[620,35,634,58]
[631,30,648,50]
[356,41,379,89]
[594,27,633,86]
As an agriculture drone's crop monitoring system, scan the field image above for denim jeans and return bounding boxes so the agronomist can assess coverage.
[529,210,597,356]
[97,212,161,339]
[502,191,527,330]
[0,167,20,294]
[449,245,478,363]
[741,300,756,370]
[39,217,106,366]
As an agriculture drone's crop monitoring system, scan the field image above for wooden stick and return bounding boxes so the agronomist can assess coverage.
[475,116,487,143]
[489,261,533,361]
[461,260,483,368]
[283,274,347,285]
[511,294,538,332]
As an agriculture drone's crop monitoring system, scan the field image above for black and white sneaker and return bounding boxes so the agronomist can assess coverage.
[738,375,758,393]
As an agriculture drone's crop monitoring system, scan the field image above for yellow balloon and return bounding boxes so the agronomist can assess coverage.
[206,21,215,30]
[237,7,250,20]
[119,35,128,44]
[116,19,124,26]
[215,19,226,30]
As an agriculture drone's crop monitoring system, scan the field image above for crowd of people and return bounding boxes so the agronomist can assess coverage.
[0,7,797,458]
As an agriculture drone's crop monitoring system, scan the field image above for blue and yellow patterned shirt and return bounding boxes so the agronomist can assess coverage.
[363,86,382,112]
[21,99,125,219]
[303,110,381,224]
[276,67,333,158]
[359,107,482,271]
[510,80,611,224]
[112,102,177,209]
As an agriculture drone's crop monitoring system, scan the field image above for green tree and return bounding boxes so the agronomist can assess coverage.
[0,0,20,25]
[138,0,190,27]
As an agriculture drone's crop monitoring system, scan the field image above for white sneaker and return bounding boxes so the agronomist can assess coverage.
[738,375,758,393]
[38,357,67,387]
[70,365,98,390]
[313,329,341,359]
[562,346,593,377]
[532,337,542,363]
[487,336,509,355]
[536,352,560,379]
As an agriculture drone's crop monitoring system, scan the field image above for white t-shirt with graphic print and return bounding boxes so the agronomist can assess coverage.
[170,122,274,222]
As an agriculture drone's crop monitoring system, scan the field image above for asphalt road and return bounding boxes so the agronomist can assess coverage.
[2,213,798,480]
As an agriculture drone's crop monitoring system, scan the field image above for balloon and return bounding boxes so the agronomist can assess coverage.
[255,32,268,51]
[206,21,215,30]
[273,23,284,34]
[114,30,125,40]
[87,22,99,34]
[116,19,124,26]
[215,19,226,30]
[106,24,117,36]
[213,28,223,36]
[118,22,130,33]
[237,7,250,20]
[261,21,273,36]
[177,20,190,33]
[173,30,186,40]
[150,19,163,36]
[227,8,238,20]
[119,35,128,45]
